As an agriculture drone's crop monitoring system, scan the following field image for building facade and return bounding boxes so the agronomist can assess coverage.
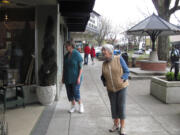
[71,11,101,48]
[86,11,101,34]
[0,0,95,102]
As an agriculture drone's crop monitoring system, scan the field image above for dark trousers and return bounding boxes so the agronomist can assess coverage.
[170,62,175,72]
[91,55,95,62]
[175,63,179,81]
[170,62,179,80]
[84,54,89,65]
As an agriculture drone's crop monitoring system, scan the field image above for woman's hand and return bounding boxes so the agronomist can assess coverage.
[62,78,64,84]
[77,77,81,84]
[119,78,124,83]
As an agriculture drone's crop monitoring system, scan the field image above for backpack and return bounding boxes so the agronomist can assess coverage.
[171,49,180,61]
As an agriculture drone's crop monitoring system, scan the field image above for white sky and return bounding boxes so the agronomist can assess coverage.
[94,0,180,29]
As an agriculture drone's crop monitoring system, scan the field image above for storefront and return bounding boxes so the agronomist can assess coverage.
[0,0,95,104]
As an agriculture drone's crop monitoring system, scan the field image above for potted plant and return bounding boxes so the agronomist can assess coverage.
[150,72,180,103]
[37,16,57,105]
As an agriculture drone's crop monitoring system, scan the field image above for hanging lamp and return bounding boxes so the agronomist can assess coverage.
[0,0,10,4]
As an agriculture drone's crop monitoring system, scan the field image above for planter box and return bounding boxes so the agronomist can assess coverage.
[150,77,180,103]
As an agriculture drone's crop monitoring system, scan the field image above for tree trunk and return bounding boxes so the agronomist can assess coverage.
[157,36,169,60]
[157,13,170,61]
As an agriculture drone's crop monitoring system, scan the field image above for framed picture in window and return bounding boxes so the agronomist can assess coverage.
[6,31,11,39]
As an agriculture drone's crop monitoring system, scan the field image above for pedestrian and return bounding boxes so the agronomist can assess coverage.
[101,44,129,135]
[170,46,180,80]
[62,41,84,113]
[84,44,91,65]
[90,45,96,65]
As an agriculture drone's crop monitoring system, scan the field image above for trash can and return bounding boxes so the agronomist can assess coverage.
[132,57,136,67]
[122,53,128,65]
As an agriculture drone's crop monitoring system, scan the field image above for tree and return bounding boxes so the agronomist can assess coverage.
[96,17,111,46]
[106,25,120,45]
[39,16,57,86]
[152,0,180,60]
[121,20,143,51]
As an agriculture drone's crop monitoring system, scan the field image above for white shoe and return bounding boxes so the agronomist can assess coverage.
[79,103,84,113]
[109,124,119,132]
[69,105,76,113]
[120,127,126,135]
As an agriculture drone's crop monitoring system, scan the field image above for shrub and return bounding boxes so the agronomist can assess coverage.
[39,16,57,86]
[177,73,180,81]
[165,72,174,81]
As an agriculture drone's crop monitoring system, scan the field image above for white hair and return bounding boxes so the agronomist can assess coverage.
[102,44,114,54]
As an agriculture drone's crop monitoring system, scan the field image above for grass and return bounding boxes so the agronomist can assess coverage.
[128,51,149,62]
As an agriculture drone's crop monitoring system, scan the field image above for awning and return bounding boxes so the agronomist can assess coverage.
[58,0,95,32]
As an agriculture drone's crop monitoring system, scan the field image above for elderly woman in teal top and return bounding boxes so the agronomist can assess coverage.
[62,41,84,113]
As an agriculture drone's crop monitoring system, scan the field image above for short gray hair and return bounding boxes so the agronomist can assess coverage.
[102,44,114,54]
[65,41,75,48]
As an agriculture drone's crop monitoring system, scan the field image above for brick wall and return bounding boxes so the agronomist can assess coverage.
[140,61,167,71]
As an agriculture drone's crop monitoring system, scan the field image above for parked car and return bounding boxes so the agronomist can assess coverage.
[145,49,152,55]
[95,47,102,57]
[134,49,144,54]
[114,49,121,55]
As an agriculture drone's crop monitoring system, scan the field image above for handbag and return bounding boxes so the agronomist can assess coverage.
[100,75,106,86]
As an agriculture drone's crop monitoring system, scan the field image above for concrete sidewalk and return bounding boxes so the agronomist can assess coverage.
[32,59,180,135]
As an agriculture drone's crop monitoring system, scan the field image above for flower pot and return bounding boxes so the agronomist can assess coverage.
[37,85,56,105]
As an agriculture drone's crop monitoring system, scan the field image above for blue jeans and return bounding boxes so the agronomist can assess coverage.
[65,82,81,102]
[108,87,127,119]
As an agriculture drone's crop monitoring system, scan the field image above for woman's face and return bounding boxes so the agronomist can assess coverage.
[66,45,72,52]
[102,48,112,58]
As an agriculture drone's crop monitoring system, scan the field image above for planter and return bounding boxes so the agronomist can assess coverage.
[36,85,56,105]
[140,60,167,71]
[150,77,180,103]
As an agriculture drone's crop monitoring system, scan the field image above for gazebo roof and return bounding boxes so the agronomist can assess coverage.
[127,14,180,36]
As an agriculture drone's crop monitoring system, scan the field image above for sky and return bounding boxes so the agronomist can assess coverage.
[94,0,180,30]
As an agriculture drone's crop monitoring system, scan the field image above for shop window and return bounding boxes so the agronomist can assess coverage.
[0,21,35,85]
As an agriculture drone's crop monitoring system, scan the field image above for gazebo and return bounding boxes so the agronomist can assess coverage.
[127,14,180,71]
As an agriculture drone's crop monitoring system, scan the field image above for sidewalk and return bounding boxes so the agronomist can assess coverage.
[32,59,180,135]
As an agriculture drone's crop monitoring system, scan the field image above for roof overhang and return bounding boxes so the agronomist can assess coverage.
[0,0,95,31]
[58,0,95,32]
[0,0,57,21]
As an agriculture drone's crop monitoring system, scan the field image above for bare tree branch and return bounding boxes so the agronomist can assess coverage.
[151,0,180,60]
[174,13,180,24]
[95,17,111,46]
[169,0,180,14]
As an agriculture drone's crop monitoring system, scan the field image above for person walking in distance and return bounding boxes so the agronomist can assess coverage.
[170,46,180,80]
[90,45,96,65]
[101,44,129,135]
[84,44,91,65]
[62,41,84,113]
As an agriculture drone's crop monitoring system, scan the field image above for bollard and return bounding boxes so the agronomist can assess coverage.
[132,57,136,67]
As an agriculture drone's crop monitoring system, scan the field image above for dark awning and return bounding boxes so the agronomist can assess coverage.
[58,0,95,32]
